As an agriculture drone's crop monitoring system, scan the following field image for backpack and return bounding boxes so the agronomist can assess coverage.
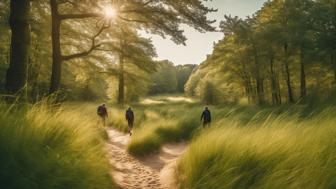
[97,106,105,116]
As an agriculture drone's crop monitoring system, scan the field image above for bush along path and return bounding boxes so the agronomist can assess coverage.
[106,128,187,189]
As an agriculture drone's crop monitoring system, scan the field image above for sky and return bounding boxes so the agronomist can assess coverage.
[149,0,267,65]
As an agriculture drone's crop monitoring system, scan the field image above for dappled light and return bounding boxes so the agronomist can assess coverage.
[140,98,166,105]
[166,96,195,103]
[140,96,196,105]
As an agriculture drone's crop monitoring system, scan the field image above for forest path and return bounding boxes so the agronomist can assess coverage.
[106,128,187,189]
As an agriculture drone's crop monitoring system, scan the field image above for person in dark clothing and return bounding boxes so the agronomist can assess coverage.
[125,107,134,136]
[97,104,108,126]
[201,107,211,128]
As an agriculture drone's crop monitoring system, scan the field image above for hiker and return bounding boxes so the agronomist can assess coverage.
[201,107,211,128]
[125,107,134,136]
[97,104,108,126]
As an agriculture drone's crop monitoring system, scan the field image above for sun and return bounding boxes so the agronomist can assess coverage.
[103,6,117,19]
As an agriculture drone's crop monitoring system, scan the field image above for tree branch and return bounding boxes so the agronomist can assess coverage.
[118,16,149,25]
[62,23,110,61]
[59,13,101,20]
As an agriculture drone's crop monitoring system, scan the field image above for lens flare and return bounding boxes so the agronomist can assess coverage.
[103,6,117,19]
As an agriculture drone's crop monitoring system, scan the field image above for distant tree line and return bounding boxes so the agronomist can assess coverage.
[186,0,336,105]
[149,60,196,95]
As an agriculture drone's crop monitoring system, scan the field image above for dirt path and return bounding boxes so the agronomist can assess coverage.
[106,129,187,189]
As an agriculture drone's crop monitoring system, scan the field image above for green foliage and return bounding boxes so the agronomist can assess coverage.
[0,102,115,189]
[186,0,336,105]
[200,81,219,105]
[1,0,216,101]
[176,64,197,92]
[0,1,10,93]
[177,108,336,189]
[149,60,178,94]
[149,61,196,95]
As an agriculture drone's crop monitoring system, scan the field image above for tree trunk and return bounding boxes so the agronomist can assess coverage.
[5,0,30,100]
[283,43,294,103]
[243,77,252,104]
[331,52,336,83]
[118,54,125,104]
[253,45,264,105]
[269,56,280,105]
[300,47,307,100]
[49,0,62,94]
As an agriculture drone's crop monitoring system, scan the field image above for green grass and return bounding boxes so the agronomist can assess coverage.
[104,95,336,188]
[177,107,336,189]
[3,95,334,188]
[107,96,334,157]
[0,102,116,189]
[107,102,202,156]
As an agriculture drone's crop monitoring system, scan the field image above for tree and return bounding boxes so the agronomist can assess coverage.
[0,1,10,92]
[48,0,216,94]
[220,15,266,105]
[5,0,31,100]
[188,0,336,105]
[312,0,336,83]
[176,64,196,93]
[201,81,218,105]
[149,60,177,94]
[286,0,315,100]
[100,24,157,104]
[49,0,108,94]
[115,27,157,104]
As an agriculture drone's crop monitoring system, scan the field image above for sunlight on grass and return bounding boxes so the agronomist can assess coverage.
[177,108,336,189]
[166,96,195,103]
[140,99,166,105]
[0,102,115,189]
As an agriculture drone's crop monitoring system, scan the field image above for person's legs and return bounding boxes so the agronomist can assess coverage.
[128,120,133,136]
[98,115,105,126]
[101,116,104,126]
[203,121,210,128]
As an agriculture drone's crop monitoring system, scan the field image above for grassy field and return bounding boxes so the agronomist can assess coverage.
[2,95,335,188]
[107,97,202,156]
[0,102,116,189]
[107,95,325,157]
[177,107,336,189]
[105,95,336,188]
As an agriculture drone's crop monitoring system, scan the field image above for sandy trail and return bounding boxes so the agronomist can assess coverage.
[106,129,187,189]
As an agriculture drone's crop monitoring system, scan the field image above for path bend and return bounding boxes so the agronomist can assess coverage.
[106,129,187,189]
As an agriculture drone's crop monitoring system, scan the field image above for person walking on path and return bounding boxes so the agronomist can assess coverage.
[125,107,134,136]
[201,107,211,128]
[97,104,108,126]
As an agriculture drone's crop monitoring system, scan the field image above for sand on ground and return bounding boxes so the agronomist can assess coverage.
[106,129,187,189]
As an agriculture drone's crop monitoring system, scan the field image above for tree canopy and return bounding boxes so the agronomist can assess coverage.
[186,0,336,105]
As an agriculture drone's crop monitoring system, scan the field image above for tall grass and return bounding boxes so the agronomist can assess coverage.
[177,108,336,189]
[0,102,116,189]
[107,102,202,156]
[107,97,330,157]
